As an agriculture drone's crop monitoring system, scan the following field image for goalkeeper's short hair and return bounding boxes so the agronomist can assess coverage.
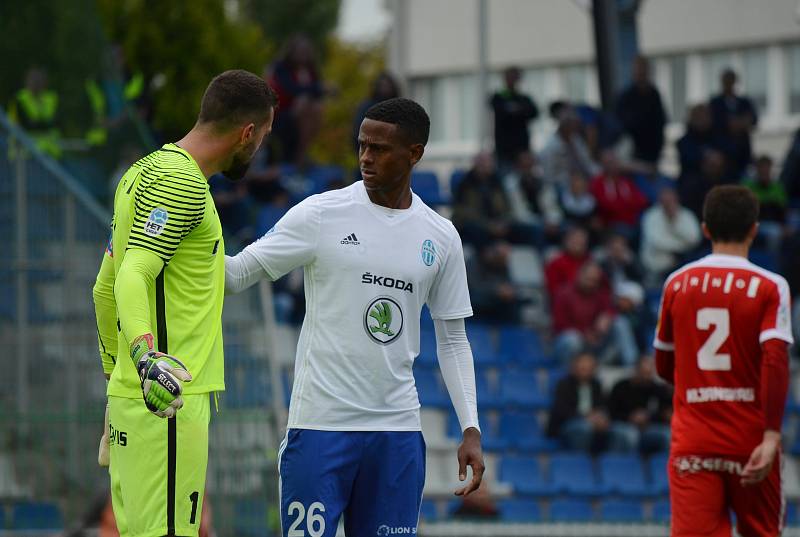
[198,69,278,132]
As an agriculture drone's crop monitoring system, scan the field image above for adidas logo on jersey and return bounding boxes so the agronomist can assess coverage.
[341,233,360,245]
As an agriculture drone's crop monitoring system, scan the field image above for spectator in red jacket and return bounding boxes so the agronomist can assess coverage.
[589,149,648,236]
[544,226,590,299]
[552,261,635,364]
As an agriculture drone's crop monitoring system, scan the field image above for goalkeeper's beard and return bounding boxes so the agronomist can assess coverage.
[222,142,256,181]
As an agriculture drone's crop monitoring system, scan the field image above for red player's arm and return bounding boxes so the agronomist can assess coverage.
[761,338,789,432]
[654,348,674,385]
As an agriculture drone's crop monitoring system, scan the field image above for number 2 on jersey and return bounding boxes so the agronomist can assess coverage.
[696,307,731,371]
[288,501,326,537]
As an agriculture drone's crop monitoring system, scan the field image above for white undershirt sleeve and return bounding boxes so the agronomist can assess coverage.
[434,318,480,433]
[224,250,270,295]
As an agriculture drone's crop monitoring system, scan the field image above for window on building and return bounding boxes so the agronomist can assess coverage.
[742,48,768,114]
[457,74,478,141]
[669,55,687,123]
[564,65,589,103]
[790,44,800,115]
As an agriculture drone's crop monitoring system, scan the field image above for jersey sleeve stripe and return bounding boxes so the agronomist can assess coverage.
[126,243,174,260]
[653,338,675,351]
[760,328,794,345]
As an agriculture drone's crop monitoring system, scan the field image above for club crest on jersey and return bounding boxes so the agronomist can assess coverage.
[421,239,436,266]
[364,296,404,345]
[144,207,169,236]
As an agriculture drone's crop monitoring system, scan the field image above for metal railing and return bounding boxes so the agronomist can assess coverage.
[0,110,283,536]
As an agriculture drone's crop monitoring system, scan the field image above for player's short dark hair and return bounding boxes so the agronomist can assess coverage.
[703,185,759,243]
[198,69,277,130]
[364,97,430,146]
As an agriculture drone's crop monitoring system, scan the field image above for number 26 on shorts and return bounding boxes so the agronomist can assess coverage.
[288,501,326,537]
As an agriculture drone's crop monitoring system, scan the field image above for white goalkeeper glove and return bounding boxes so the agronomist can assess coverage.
[130,334,192,418]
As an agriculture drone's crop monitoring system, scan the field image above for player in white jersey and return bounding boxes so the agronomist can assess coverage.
[225,98,484,536]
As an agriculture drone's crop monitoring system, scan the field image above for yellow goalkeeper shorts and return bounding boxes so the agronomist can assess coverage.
[108,394,209,537]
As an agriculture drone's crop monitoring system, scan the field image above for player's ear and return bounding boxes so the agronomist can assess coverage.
[409,143,424,167]
[701,222,712,241]
[240,123,255,145]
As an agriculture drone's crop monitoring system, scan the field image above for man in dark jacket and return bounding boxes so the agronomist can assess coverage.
[607,355,672,453]
[709,68,757,180]
[490,66,539,170]
[615,56,667,165]
[547,352,609,452]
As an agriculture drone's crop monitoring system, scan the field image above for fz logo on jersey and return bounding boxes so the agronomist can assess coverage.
[144,208,169,236]
[421,239,436,266]
[364,297,404,345]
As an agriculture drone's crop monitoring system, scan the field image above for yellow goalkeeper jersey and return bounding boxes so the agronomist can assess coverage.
[99,143,225,398]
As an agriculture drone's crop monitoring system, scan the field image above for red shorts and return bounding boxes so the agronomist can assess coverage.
[668,453,784,537]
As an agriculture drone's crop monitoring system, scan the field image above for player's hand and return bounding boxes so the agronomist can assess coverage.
[98,400,110,467]
[455,427,485,497]
[130,334,192,418]
[741,430,781,486]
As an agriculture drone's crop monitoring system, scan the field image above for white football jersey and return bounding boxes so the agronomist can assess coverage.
[242,181,473,430]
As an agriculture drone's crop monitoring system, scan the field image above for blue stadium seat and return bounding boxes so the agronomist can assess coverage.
[255,204,289,237]
[749,249,779,273]
[307,165,345,193]
[550,452,607,496]
[497,498,542,522]
[11,501,62,530]
[416,328,438,367]
[475,371,503,409]
[786,501,798,526]
[498,326,552,366]
[549,499,593,522]
[648,453,670,495]
[419,499,439,521]
[500,371,550,410]
[415,369,449,407]
[235,499,268,537]
[651,499,671,523]
[599,453,651,497]
[448,413,508,451]
[465,323,499,366]
[498,455,555,496]
[599,499,644,522]
[499,411,559,453]
[450,169,467,197]
[411,171,448,206]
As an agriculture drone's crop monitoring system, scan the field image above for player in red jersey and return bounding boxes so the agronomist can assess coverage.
[654,185,792,537]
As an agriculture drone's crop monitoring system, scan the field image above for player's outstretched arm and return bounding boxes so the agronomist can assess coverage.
[115,248,192,418]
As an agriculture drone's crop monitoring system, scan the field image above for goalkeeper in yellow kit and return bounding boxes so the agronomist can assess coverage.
[92,70,276,537]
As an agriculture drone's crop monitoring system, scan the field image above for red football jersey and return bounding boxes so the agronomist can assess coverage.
[654,254,793,456]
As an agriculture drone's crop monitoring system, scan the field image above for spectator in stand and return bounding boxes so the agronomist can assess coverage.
[613,281,655,359]
[452,151,535,247]
[780,128,800,199]
[552,261,635,364]
[744,155,789,254]
[502,150,562,245]
[679,149,727,220]
[490,66,539,170]
[559,172,599,231]
[267,34,326,166]
[598,233,644,288]
[676,104,719,180]
[589,149,648,237]
[539,105,600,188]
[547,351,610,453]
[352,72,400,151]
[615,56,667,165]
[209,174,253,246]
[709,68,758,181]
[640,187,702,285]
[467,242,523,324]
[607,355,672,453]
[544,226,591,299]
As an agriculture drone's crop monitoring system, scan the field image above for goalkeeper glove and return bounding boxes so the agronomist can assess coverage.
[130,334,192,418]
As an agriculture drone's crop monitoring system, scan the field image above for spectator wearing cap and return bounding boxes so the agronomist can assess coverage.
[640,187,701,285]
